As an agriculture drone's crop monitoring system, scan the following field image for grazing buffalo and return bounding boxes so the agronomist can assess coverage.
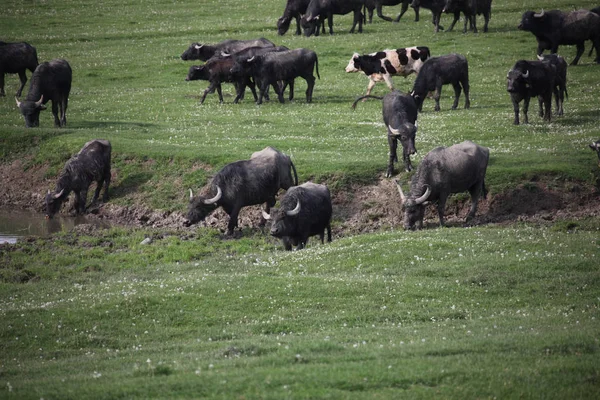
[277,0,325,35]
[262,182,332,251]
[518,9,600,65]
[0,41,38,97]
[537,54,568,116]
[16,59,72,128]
[231,48,319,105]
[410,53,470,112]
[352,91,419,176]
[363,0,418,23]
[443,0,492,33]
[506,60,555,125]
[394,140,489,230]
[301,0,364,37]
[589,140,600,166]
[45,140,112,218]
[410,0,453,32]
[185,147,298,235]
[180,38,275,61]
[345,46,430,96]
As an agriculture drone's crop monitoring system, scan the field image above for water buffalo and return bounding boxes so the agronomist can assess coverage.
[537,54,568,116]
[0,41,38,97]
[277,0,326,35]
[185,147,298,235]
[410,0,452,32]
[506,59,555,125]
[16,59,72,128]
[352,91,419,176]
[45,140,112,218]
[394,140,489,230]
[443,0,492,33]
[363,0,418,23]
[410,53,470,112]
[262,182,332,251]
[180,38,275,61]
[301,0,365,37]
[518,9,600,65]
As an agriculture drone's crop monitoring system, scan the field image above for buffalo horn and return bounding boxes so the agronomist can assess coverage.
[247,56,255,62]
[388,125,401,136]
[35,95,44,107]
[53,188,64,199]
[414,120,419,129]
[522,70,529,79]
[286,200,301,216]
[306,15,313,22]
[189,188,194,201]
[261,209,271,220]
[194,44,203,50]
[414,185,431,205]
[15,97,21,108]
[203,186,222,205]
[221,52,230,57]
[534,9,544,18]
[536,55,544,61]
[393,179,407,203]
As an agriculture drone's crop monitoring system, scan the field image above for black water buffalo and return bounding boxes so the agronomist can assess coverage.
[185,147,298,235]
[394,140,489,230]
[345,46,430,96]
[363,0,418,23]
[410,0,452,32]
[0,42,38,97]
[589,140,600,166]
[180,38,275,61]
[443,0,492,33]
[277,0,326,35]
[262,182,332,251]
[231,48,319,104]
[410,53,470,112]
[352,91,419,176]
[506,60,555,125]
[301,0,364,37]
[537,54,568,116]
[518,9,600,65]
[16,59,72,128]
[45,140,112,218]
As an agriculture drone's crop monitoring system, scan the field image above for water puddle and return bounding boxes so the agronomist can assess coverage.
[0,209,110,244]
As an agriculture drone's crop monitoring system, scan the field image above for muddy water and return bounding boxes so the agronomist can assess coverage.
[0,209,110,244]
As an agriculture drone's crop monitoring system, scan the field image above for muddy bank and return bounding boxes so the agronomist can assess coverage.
[1,159,599,237]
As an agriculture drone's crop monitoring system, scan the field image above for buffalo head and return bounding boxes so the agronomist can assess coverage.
[44,188,65,219]
[277,16,291,36]
[518,10,545,31]
[262,200,301,237]
[184,186,222,227]
[506,68,529,93]
[16,95,46,128]
[394,180,431,230]
[186,65,207,81]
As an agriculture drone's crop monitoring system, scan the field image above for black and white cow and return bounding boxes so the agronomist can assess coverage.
[185,147,298,235]
[262,182,332,251]
[231,48,319,105]
[301,0,365,37]
[506,59,555,125]
[16,59,72,128]
[394,140,489,230]
[345,46,430,96]
[0,41,38,97]
[352,91,419,176]
[180,38,275,61]
[45,140,112,218]
[410,53,470,112]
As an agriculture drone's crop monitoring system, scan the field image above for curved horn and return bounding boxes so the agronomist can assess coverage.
[221,51,230,57]
[534,9,544,18]
[536,55,544,61]
[53,188,65,199]
[388,125,401,136]
[247,56,255,62]
[35,95,44,107]
[203,186,222,205]
[414,120,419,130]
[522,70,529,79]
[306,15,313,22]
[394,179,407,203]
[194,44,203,50]
[414,185,431,205]
[15,97,21,108]
[286,200,301,216]
[261,209,271,220]
[189,188,194,201]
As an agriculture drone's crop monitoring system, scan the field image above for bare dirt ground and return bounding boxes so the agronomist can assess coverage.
[1,159,599,237]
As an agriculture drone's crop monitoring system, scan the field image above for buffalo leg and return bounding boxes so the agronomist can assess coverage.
[92,180,104,203]
[462,78,470,109]
[433,83,442,111]
[451,82,462,110]
[0,73,4,96]
[543,94,552,121]
[273,82,285,103]
[394,2,409,22]
[512,98,521,125]
[402,146,414,172]
[294,16,301,35]
[257,81,270,105]
[447,13,460,32]
[200,82,216,104]
[522,96,530,124]
[16,71,28,97]
[571,43,584,66]
[377,4,393,22]
[305,76,315,103]
[296,236,309,250]
[327,15,334,35]
[326,223,332,242]
[76,189,88,214]
[60,97,68,127]
[226,208,240,235]
[436,195,448,227]
[537,96,544,118]
[288,80,295,101]
[51,101,61,127]
[102,171,111,202]
[466,184,483,223]
[282,237,293,251]
[470,15,478,33]
[386,135,398,178]
[483,12,490,32]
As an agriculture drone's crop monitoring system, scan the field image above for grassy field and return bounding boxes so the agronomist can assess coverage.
[1,0,600,398]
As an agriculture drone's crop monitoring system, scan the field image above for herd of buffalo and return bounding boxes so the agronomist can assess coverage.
[1,1,600,250]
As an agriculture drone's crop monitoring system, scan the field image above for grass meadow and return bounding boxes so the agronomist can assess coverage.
[1,0,600,398]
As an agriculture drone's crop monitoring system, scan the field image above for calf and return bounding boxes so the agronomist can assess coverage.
[0,41,38,97]
[537,54,568,116]
[410,0,453,32]
[185,147,298,235]
[231,48,319,105]
[262,182,332,251]
[395,140,489,230]
[45,140,111,218]
[352,91,419,176]
[301,0,364,37]
[410,53,470,112]
[16,59,72,128]
[506,60,555,125]
[443,0,492,33]
[186,56,255,104]
[180,38,275,61]
[589,140,600,166]
[345,46,430,96]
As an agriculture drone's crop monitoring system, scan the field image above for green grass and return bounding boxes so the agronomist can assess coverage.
[1,0,600,398]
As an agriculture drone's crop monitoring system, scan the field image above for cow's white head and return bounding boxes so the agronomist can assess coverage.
[345,53,361,73]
